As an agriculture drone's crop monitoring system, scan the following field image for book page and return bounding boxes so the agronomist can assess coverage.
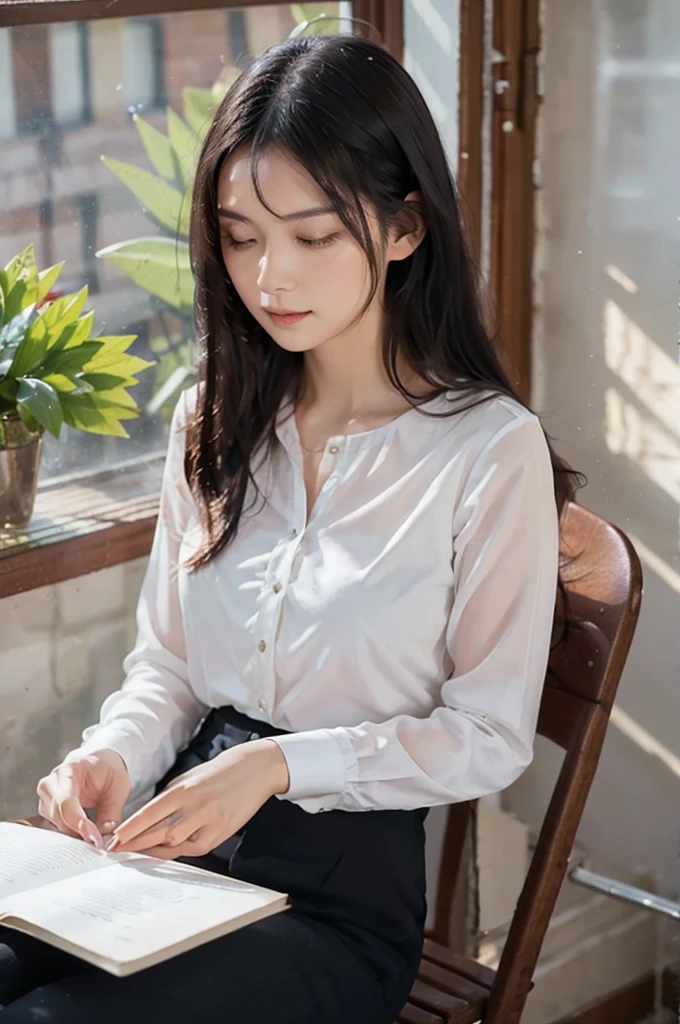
[0,856,287,970]
[0,823,118,900]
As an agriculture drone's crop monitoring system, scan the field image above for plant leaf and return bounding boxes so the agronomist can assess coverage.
[17,404,40,434]
[133,114,178,182]
[182,86,220,135]
[39,340,104,377]
[1,245,39,324]
[7,328,50,379]
[2,244,38,321]
[166,108,198,188]
[78,372,132,392]
[87,353,154,379]
[16,377,62,439]
[95,237,194,313]
[36,309,96,356]
[36,261,66,304]
[98,387,140,410]
[37,286,90,347]
[43,373,86,394]
[59,390,132,437]
[0,305,36,351]
[291,2,341,32]
[101,157,186,236]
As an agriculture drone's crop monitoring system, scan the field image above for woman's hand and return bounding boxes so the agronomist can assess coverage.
[106,739,290,859]
[36,749,132,849]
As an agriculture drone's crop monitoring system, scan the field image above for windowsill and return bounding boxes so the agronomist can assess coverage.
[0,457,163,599]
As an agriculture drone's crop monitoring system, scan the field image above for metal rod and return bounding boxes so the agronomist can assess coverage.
[570,865,680,921]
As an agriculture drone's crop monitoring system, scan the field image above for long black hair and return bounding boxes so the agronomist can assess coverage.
[185,33,583,639]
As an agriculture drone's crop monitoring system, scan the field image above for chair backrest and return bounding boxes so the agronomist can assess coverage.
[484,500,643,1024]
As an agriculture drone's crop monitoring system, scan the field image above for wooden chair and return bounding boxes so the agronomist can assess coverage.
[396,500,643,1024]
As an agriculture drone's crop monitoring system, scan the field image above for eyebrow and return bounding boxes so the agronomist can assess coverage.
[217,205,335,223]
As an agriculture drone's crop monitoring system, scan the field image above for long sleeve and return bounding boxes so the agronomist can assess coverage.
[66,390,209,812]
[270,415,560,813]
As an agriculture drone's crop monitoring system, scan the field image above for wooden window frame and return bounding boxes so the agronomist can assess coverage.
[489,0,540,403]
[457,0,540,406]
[0,0,402,597]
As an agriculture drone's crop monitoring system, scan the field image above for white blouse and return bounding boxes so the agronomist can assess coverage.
[73,385,559,817]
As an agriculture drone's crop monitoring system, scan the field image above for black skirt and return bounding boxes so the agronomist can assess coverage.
[154,705,428,1006]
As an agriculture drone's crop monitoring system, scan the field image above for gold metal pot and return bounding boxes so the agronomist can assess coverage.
[0,417,43,530]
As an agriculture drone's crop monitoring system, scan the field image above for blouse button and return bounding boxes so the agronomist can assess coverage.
[258,640,267,653]
[257,698,267,713]
[328,445,340,455]
[272,582,282,594]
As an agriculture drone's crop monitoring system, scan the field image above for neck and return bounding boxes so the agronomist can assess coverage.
[298,306,428,421]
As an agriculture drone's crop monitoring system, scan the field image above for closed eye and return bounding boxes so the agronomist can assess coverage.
[222,232,340,251]
[222,235,255,250]
[297,233,340,249]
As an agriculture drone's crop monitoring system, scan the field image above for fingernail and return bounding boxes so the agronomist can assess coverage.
[81,824,103,850]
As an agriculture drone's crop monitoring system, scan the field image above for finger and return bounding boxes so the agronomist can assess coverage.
[37,797,81,840]
[38,774,100,847]
[94,797,124,832]
[108,793,184,849]
[139,829,212,860]
[110,811,201,854]
[59,795,104,849]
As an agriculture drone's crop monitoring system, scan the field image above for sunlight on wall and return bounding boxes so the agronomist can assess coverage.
[627,531,680,596]
[603,300,680,505]
[609,705,680,781]
[604,264,638,295]
[604,299,680,442]
[605,389,680,504]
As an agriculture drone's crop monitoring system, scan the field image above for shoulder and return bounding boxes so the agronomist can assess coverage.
[424,389,547,466]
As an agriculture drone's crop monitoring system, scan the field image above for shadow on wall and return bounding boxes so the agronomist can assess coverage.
[508,0,680,895]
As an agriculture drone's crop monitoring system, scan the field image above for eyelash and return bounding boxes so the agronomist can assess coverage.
[223,233,340,251]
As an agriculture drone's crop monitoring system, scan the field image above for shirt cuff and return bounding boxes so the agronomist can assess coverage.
[269,728,357,811]
[64,728,142,790]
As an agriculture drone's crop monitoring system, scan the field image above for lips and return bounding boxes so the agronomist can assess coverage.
[265,309,311,327]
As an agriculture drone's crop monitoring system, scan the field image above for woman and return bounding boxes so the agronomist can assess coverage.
[0,32,578,1024]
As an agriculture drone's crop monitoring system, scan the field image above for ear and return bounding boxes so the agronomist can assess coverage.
[385,190,427,263]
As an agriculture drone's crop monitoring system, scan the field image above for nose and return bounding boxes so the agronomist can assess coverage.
[256,245,295,296]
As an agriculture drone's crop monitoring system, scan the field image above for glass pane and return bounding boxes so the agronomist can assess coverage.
[0,3,351,487]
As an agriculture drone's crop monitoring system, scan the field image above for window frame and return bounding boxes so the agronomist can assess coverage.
[0,0,402,597]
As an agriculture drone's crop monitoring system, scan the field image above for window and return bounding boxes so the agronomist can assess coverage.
[1,4,352,485]
[10,22,91,134]
[0,2,367,593]
[123,17,164,112]
[49,22,91,127]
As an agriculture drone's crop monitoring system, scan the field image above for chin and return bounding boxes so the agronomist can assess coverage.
[265,326,337,354]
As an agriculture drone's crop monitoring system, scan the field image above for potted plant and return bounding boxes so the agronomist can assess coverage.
[0,244,153,530]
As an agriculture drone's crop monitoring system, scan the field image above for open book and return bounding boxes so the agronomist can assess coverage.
[0,821,289,977]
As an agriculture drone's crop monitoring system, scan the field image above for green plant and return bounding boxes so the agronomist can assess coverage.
[97,7,340,415]
[0,245,153,446]
[291,4,342,33]
[96,80,233,415]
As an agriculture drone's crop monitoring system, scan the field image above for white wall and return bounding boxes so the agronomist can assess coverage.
[506,0,680,895]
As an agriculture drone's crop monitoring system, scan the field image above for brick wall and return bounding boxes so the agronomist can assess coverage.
[0,558,147,822]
